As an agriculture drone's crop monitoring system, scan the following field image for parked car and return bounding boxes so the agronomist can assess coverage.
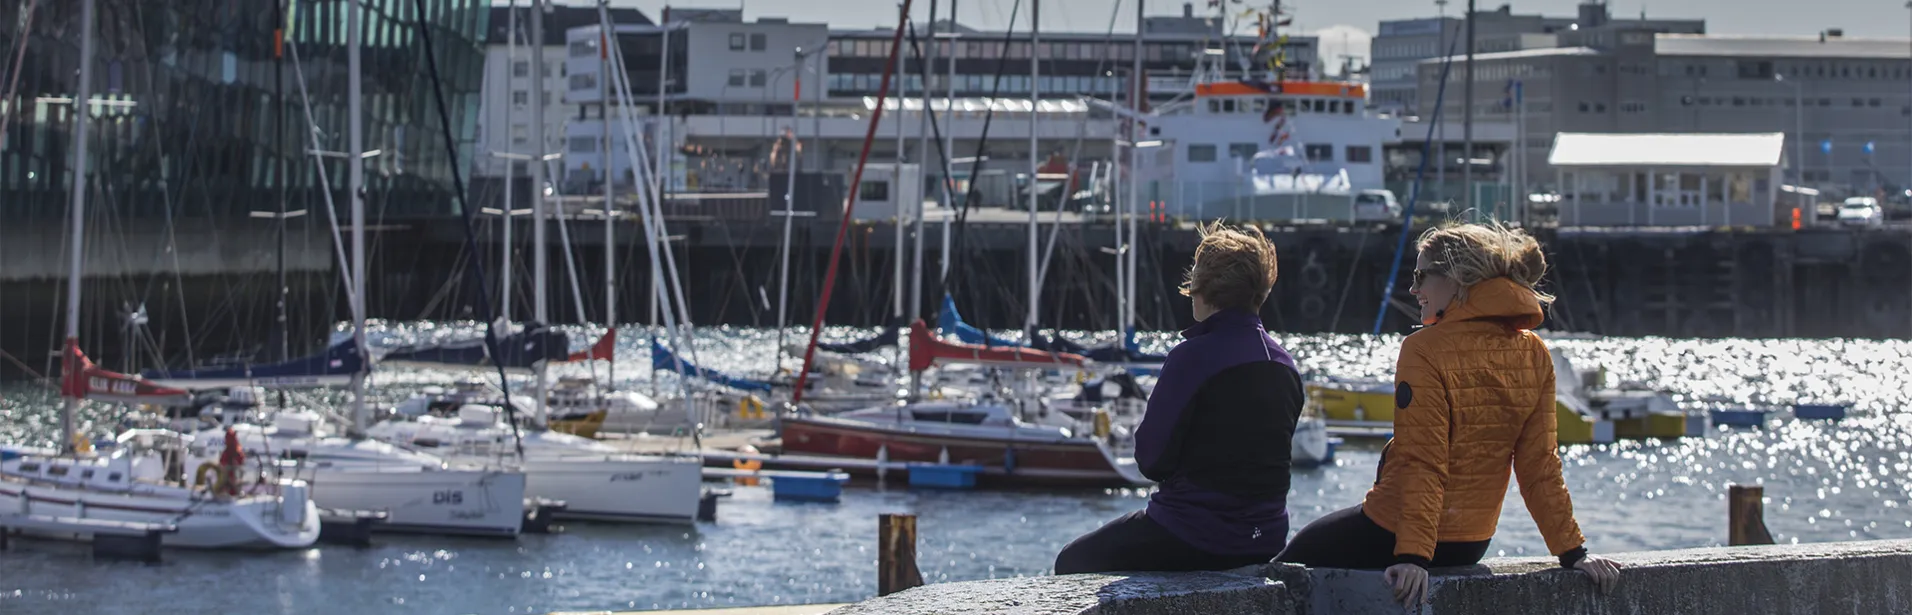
[1353,189,1402,221]
[1838,197,1884,228]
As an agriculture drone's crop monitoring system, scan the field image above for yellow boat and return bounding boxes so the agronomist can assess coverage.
[1306,347,1701,445]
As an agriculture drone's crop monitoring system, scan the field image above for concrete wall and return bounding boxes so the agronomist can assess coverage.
[829,539,1912,615]
[0,219,333,281]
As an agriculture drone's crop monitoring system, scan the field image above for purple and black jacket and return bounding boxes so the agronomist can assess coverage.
[1136,308,1305,557]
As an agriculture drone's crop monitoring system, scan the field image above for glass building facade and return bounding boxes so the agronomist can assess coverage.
[0,0,491,221]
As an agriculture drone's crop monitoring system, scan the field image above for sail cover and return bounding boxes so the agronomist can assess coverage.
[817,325,899,354]
[142,339,365,389]
[908,320,1086,372]
[62,340,193,406]
[650,340,774,392]
[380,322,570,373]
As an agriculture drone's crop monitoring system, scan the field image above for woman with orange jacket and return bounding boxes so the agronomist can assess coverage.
[1275,223,1621,606]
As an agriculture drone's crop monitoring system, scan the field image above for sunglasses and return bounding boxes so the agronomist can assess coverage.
[1412,267,1446,287]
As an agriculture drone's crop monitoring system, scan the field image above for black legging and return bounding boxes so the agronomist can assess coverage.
[1274,504,1490,569]
[1054,510,1281,575]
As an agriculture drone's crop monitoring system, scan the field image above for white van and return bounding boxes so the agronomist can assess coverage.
[1353,189,1402,221]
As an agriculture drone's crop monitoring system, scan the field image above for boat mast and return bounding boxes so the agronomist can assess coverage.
[774,46,806,376]
[58,0,97,455]
[530,0,550,424]
[892,27,908,327]
[274,0,290,370]
[501,2,519,325]
[1126,0,1142,335]
[650,11,671,333]
[939,0,957,281]
[600,2,617,392]
[910,0,935,326]
[347,0,368,433]
[1025,0,1040,336]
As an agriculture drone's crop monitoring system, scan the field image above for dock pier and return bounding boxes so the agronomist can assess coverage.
[4,216,1908,379]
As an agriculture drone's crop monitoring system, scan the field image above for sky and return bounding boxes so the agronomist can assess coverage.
[542,0,1912,72]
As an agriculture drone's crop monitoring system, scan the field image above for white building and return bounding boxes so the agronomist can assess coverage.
[1550,132,1786,227]
[474,4,648,182]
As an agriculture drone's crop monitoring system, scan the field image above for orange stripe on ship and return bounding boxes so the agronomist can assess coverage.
[1196,81,1366,99]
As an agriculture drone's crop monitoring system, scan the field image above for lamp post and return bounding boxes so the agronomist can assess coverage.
[1775,74,1803,186]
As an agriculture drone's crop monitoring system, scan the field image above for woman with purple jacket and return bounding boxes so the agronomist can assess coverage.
[1054,223,1305,574]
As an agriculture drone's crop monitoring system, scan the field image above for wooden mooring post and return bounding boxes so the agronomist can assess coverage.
[1729,484,1775,546]
[878,513,924,596]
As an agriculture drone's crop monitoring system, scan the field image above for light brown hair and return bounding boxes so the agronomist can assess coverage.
[1416,221,1553,304]
[1180,221,1280,312]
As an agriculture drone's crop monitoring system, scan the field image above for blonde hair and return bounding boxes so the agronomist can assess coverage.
[1180,221,1280,311]
[1416,221,1554,305]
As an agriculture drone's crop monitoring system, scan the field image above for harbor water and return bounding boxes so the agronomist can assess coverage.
[2,326,1911,614]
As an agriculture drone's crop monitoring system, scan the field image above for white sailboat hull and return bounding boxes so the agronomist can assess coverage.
[305,467,525,536]
[0,480,320,549]
[465,454,704,524]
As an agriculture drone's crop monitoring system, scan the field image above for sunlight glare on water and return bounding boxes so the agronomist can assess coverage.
[0,325,1908,613]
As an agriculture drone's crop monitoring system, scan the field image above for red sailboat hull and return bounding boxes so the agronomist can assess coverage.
[778,416,1141,489]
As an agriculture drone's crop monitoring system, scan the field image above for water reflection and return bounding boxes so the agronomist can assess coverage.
[0,327,1907,613]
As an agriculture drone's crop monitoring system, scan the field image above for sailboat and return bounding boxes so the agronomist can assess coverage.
[0,0,319,550]
[164,0,535,537]
[362,1,704,524]
[781,322,1146,488]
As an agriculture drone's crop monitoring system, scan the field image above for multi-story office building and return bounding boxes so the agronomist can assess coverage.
[1,0,492,219]
[0,0,492,374]
[1415,30,1912,194]
[1371,2,1702,115]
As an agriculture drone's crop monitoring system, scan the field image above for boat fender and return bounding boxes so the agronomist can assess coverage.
[733,444,763,487]
[71,432,93,454]
[1093,410,1112,440]
[192,461,232,495]
[1003,448,1017,474]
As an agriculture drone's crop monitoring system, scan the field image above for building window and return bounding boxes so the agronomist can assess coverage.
[859,180,890,201]
[512,90,528,105]
[1621,101,1647,114]
[569,74,596,91]
[751,33,767,51]
[749,70,767,87]
[513,61,528,77]
[1304,144,1333,162]
[569,136,597,153]
[1228,143,1258,160]
[1346,145,1373,163]
[729,69,746,87]
[730,33,747,50]
[511,124,527,145]
[542,91,551,106]
[569,39,596,58]
[1187,144,1218,162]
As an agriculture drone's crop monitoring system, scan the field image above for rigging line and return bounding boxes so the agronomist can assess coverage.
[1326,226,1371,333]
[407,0,524,458]
[1031,0,1122,334]
[284,33,360,316]
[934,0,1023,305]
[792,0,915,403]
[0,0,39,148]
[1371,23,1462,335]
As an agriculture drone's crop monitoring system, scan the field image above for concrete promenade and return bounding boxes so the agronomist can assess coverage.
[825,539,1912,614]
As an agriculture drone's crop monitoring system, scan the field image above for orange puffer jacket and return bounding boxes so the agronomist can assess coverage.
[1361,277,1586,563]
